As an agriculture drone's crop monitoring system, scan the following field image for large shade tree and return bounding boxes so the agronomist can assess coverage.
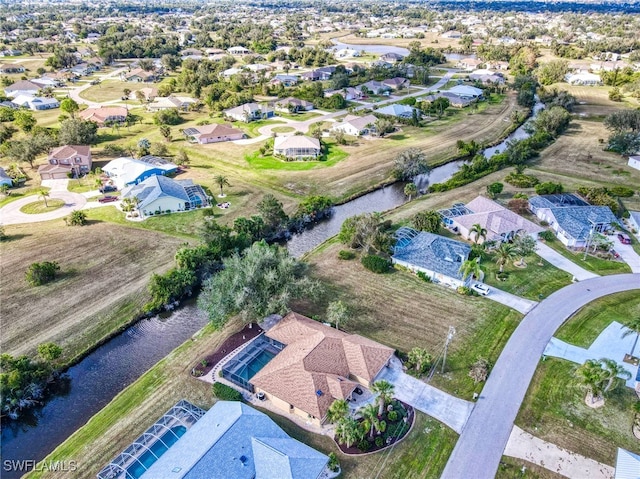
[198,241,322,329]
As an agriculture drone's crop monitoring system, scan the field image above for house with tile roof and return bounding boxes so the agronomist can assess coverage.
[121,68,158,82]
[251,312,395,426]
[392,227,472,288]
[4,79,44,98]
[273,97,314,113]
[529,194,618,248]
[273,135,321,160]
[331,114,378,136]
[183,123,245,144]
[147,95,197,112]
[441,196,543,244]
[121,175,209,218]
[79,106,128,126]
[99,401,329,479]
[39,145,91,180]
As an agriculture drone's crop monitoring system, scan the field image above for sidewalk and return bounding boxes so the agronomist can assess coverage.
[504,426,615,479]
[536,241,599,281]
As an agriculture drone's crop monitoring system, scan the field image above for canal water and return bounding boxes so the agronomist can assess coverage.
[1,59,542,475]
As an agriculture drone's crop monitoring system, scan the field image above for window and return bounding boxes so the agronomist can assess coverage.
[75,157,82,164]
[49,159,57,165]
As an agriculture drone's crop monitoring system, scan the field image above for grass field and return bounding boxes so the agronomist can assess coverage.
[543,236,632,275]
[497,457,565,479]
[547,84,640,117]
[303,240,522,398]
[19,198,65,214]
[0,221,184,362]
[556,290,640,348]
[78,80,131,103]
[516,358,639,466]
[244,141,349,171]
[481,253,573,301]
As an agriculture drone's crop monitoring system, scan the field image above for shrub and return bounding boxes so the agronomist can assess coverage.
[153,108,182,125]
[535,182,563,195]
[416,271,432,283]
[25,261,60,286]
[65,210,87,226]
[212,382,242,401]
[513,192,529,199]
[387,410,399,421]
[609,186,635,198]
[361,254,391,273]
[103,144,128,156]
[327,452,340,472]
[457,286,474,295]
[504,172,540,188]
[357,439,371,452]
[375,436,384,447]
[338,250,356,260]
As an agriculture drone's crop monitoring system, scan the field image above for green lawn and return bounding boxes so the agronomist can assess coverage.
[270,126,296,133]
[516,358,639,465]
[275,111,322,121]
[239,119,286,138]
[543,237,632,275]
[0,186,47,208]
[19,198,65,214]
[244,142,348,171]
[555,290,640,348]
[67,177,100,193]
[481,253,573,301]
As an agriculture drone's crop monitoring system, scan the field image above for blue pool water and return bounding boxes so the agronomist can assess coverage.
[126,425,187,479]
[237,350,276,380]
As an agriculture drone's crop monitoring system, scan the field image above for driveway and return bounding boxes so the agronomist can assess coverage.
[535,241,599,281]
[0,191,87,225]
[477,283,538,314]
[613,235,640,273]
[441,273,640,479]
[378,359,474,434]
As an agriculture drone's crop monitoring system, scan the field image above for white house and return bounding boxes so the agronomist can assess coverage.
[4,79,43,98]
[121,175,210,219]
[331,114,378,136]
[447,84,484,99]
[273,135,321,160]
[147,96,196,112]
[11,95,59,111]
[227,46,250,55]
[183,124,245,144]
[103,156,178,190]
[565,72,601,86]
[392,227,472,289]
[223,103,273,122]
[628,156,640,171]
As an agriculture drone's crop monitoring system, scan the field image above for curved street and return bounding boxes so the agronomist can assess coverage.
[0,190,88,225]
[441,273,640,479]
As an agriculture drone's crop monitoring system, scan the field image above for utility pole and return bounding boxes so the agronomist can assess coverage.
[442,326,456,374]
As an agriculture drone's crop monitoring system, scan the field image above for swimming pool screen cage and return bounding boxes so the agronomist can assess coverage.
[96,399,205,479]
[221,335,284,392]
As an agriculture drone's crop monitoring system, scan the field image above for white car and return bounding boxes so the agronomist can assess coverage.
[471,283,490,296]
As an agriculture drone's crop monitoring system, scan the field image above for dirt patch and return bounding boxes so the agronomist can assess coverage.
[191,322,263,376]
[0,221,184,361]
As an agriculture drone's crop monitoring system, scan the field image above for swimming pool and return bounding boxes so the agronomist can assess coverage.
[236,350,276,380]
[126,425,186,479]
[221,337,281,390]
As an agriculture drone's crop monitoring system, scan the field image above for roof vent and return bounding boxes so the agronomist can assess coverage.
[239,455,248,465]
[316,390,324,397]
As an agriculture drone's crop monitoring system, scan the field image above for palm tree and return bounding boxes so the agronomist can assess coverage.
[360,403,381,439]
[404,182,418,201]
[600,358,632,394]
[215,175,230,197]
[371,380,394,416]
[469,223,487,244]
[39,189,49,208]
[622,317,640,357]
[408,347,432,374]
[494,242,517,273]
[575,359,606,404]
[326,399,349,424]
[334,417,363,448]
[459,258,483,281]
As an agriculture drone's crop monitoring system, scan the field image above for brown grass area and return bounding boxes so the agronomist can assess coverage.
[549,84,640,117]
[0,221,184,361]
[530,119,640,193]
[332,32,463,51]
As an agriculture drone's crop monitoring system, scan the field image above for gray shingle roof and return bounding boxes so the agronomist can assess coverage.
[141,401,328,479]
[121,175,191,210]
[392,227,471,280]
[549,206,618,240]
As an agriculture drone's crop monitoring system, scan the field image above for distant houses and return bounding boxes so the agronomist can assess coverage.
[147,96,197,112]
[227,46,251,55]
[273,135,321,160]
[375,103,420,119]
[121,175,210,218]
[392,227,472,288]
[39,145,92,180]
[4,79,43,98]
[122,68,158,82]
[273,97,314,113]
[0,64,25,74]
[565,72,601,86]
[103,156,178,190]
[183,124,245,144]
[10,95,59,111]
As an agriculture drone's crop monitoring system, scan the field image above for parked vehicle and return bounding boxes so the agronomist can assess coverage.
[99,185,117,193]
[617,233,631,245]
[471,283,490,296]
[98,195,118,203]
[610,249,620,259]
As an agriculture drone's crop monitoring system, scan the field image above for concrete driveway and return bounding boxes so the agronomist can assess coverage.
[535,241,599,280]
[613,235,640,273]
[476,283,538,314]
[378,359,474,434]
[0,191,87,225]
[441,273,640,479]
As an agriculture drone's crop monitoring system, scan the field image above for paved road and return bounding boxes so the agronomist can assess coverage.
[441,273,640,479]
[535,241,599,281]
[0,191,87,225]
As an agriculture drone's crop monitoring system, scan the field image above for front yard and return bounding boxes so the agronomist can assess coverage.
[543,236,632,275]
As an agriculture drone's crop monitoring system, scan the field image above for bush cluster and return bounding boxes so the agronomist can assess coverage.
[212,382,242,401]
[361,254,391,273]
